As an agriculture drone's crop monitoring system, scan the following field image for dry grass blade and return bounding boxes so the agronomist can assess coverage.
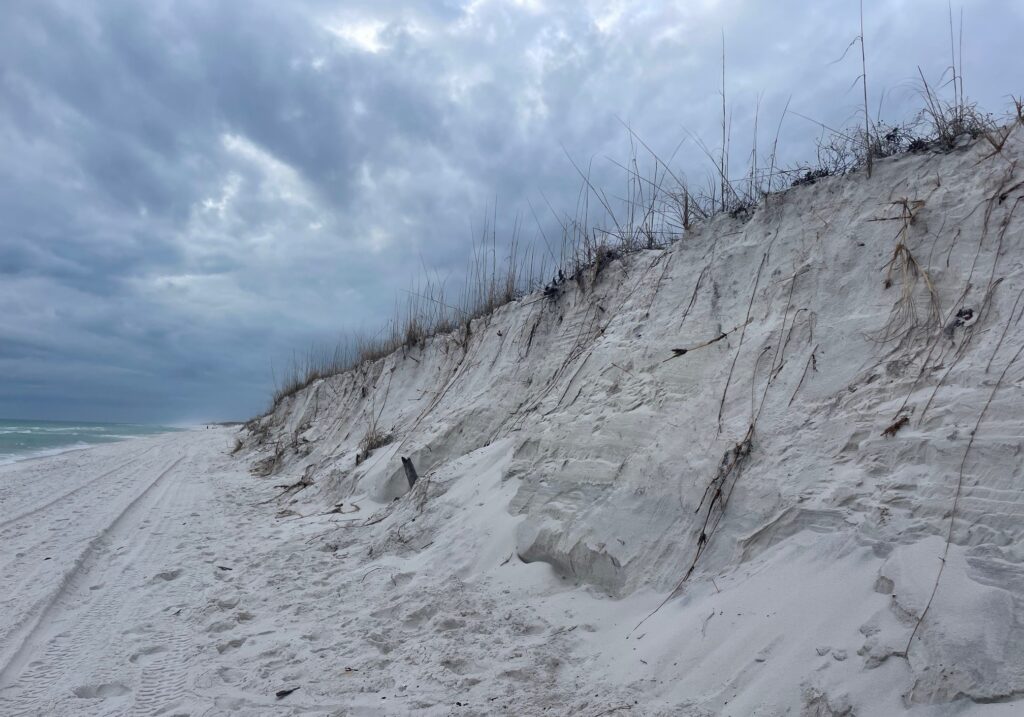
[869,199,941,344]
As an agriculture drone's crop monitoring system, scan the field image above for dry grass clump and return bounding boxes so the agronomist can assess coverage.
[271,342,356,406]
[356,392,394,464]
[785,7,1004,186]
[916,70,995,151]
[270,221,547,409]
[869,198,941,345]
[358,424,393,457]
[458,217,544,323]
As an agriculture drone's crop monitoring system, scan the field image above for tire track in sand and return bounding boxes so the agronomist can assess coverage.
[0,445,159,532]
[0,454,186,706]
[126,457,211,717]
[0,448,171,655]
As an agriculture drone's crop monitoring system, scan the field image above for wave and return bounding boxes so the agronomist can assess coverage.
[0,421,180,465]
[0,442,94,466]
[0,426,111,434]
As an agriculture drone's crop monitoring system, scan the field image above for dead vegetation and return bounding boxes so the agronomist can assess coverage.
[357,425,393,464]
[356,374,395,465]
[270,222,547,409]
[250,441,286,477]
[869,198,942,345]
[690,426,755,578]
[881,415,909,438]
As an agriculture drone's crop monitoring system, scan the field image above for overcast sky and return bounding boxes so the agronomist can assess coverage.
[1,0,1021,423]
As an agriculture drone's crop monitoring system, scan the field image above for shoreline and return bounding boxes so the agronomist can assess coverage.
[0,441,96,467]
[0,422,191,468]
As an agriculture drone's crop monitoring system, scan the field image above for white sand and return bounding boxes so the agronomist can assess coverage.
[3,130,1024,715]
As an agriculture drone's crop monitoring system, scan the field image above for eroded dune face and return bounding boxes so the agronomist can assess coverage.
[248,130,1024,712]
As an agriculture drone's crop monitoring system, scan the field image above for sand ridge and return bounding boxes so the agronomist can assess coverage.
[3,130,1024,714]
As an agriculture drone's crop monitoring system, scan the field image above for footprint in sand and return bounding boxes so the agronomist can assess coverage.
[151,568,182,583]
[216,637,246,654]
[217,667,245,684]
[72,683,131,699]
[129,645,168,664]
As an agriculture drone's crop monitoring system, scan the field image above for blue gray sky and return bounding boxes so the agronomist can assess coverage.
[1,0,1021,423]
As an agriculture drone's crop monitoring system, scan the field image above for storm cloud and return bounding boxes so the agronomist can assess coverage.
[1,0,1021,422]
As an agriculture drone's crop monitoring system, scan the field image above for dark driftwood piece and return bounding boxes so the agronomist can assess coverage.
[401,456,419,489]
[881,415,909,437]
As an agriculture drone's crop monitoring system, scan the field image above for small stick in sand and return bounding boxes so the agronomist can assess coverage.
[662,319,751,363]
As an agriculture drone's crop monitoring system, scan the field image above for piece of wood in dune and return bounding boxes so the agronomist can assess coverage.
[401,456,419,489]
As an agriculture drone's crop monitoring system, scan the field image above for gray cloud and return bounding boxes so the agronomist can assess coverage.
[1,0,1020,422]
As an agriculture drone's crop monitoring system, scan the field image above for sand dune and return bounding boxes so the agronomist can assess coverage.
[3,130,1024,715]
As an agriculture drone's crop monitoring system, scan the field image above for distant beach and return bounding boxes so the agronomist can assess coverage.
[0,419,181,465]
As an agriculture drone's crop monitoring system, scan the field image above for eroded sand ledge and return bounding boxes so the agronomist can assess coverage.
[3,132,1024,715]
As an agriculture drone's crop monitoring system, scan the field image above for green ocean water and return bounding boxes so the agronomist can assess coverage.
[0,419,180,465]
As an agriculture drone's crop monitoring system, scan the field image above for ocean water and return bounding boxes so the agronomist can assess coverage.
[0,419,181,465]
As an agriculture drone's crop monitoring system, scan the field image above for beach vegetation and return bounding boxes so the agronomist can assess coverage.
[266,8,1022,413]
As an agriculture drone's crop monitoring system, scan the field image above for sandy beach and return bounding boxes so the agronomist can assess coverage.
[1,406,1023,716]
[0,430,241,714]
[0,429,683,715]
[0,429,670,715]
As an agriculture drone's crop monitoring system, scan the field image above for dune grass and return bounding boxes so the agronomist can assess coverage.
[268,16,1023,411]
[270,222,549,406]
